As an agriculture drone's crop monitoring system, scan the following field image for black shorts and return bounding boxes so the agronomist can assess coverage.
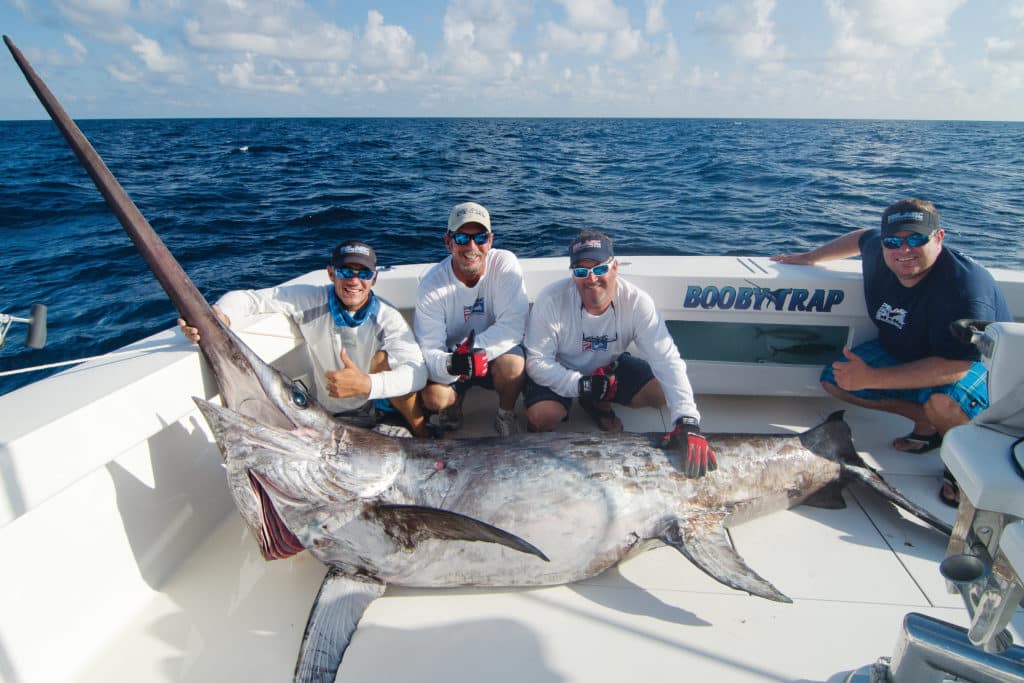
[524,352,656,410]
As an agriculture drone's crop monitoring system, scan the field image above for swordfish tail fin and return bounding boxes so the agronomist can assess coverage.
[798,410,869,469]
[4,35,291,428]
[800,410,952,536]
[294,570,386,683]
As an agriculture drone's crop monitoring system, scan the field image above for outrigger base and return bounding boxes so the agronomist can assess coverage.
[846,612,1024,683]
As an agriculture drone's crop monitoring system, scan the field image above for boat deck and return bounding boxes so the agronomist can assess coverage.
[73,390,1021,683]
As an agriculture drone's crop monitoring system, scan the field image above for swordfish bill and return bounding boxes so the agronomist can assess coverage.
[3,35,290,429]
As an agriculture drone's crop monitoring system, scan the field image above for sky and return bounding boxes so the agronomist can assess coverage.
[1,0,1023,120]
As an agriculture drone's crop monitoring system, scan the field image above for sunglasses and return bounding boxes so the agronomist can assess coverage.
[570,259,613,279]
[449,231,491,246]
[334,266,375,281]
[882,231,936,250]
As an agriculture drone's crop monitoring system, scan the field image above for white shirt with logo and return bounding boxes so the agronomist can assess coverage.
[414,248,529,384]
[217,284,426,413]
[525,276,700,423]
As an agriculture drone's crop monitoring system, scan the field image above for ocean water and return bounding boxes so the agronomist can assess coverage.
[1,117,1022,395]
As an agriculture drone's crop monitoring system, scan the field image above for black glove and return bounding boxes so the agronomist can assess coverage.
[577,362,618,401]
[447,330,489,380]
[659,417,717,478]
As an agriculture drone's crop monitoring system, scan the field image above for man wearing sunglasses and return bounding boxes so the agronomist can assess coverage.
[178,240,430,438]
[414,202,529,437]
[524,231,716,479]
[772,198,1010,505]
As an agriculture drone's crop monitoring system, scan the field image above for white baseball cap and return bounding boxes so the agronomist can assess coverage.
[447,202,491,233]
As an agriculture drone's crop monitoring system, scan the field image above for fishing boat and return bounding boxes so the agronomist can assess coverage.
[2,255,1023,683]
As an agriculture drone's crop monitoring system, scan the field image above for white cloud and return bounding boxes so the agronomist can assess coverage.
[441,0,530,78]
[64,33,88,61]
[358,10,416,72]
[106,61,143,82]
[609,28,644,61]
[130,32,186,73]
[214,54,301,94]
[696,0,785,62]
[183,2,353,61]
[537,21,606,54]
[645,0,666,35]
[556,0,628,33]
[831,0,966,48]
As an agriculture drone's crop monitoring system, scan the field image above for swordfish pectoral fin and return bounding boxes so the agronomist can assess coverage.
[659,516,793,604]
[293,568,386,683]
[371,503,550,562]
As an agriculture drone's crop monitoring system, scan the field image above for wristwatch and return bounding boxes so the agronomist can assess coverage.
[677,416,700,428]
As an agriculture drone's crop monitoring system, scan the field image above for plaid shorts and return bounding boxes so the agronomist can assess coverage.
[819,339,989,419]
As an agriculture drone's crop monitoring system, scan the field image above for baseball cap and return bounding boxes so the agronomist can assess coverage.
[881,201,940,236]
[569,233,614,265]
[448,202,491,233]
[331,240,377,271]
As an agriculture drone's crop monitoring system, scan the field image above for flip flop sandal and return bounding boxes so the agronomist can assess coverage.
[892,431,942,454]
[939,467,960,508]
[579,399,623,433]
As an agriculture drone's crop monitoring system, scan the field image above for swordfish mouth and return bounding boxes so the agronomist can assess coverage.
[247,470,305,560]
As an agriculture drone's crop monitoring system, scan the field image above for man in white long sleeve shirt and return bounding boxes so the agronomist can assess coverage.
[414,202,528,437]
[524,231,717,478]
[179,240,430,437]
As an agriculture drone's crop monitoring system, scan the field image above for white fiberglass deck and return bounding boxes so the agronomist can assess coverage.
[72,391,1020,683]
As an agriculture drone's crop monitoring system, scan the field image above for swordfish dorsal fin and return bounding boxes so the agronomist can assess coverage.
[294,569,386,683]
[370,503,551,562]
[659,514,793,603]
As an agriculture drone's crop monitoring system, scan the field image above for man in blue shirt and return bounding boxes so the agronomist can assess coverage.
[773,198,1011,506]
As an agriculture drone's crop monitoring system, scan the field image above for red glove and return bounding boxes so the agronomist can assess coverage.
[659,417,717,478]
[577,361,618,401]
[447,330,489,380]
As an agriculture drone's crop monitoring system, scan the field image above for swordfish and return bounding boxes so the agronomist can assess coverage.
[5,35,952,683]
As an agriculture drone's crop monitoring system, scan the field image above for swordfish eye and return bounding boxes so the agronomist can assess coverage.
[290,380,311,409]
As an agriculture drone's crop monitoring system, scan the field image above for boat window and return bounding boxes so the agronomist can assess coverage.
[665,321,850,366]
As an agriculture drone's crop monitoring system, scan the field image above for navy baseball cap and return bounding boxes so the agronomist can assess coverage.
[881,201,940,236]
[569,233,614,264]
[331,240,377,270]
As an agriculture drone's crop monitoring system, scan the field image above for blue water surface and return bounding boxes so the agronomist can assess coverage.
[1,117,1022,395]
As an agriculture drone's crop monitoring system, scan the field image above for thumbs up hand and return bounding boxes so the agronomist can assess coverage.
[325,347,372,398]
[447,330,489,380]
[831,345,875,392]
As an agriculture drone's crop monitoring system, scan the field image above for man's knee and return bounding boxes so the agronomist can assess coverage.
[924,393,969,429]
[526,401,565,432]
[421,383,456,411]
[821,380,847,400]
[491,352,525,382]
[627,378,666,409]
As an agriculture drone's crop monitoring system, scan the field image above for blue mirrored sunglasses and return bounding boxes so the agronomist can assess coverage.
[882,231,935,250]
[570,260,613,279]
[335,266,375,281]
[449,231,491,246]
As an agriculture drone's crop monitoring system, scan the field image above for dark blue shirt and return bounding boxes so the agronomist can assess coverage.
[859,230,1011,362]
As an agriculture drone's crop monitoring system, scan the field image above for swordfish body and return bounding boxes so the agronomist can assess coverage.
[198,400,950,598]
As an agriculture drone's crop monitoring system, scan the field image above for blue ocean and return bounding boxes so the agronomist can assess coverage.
[1,117,1022,395]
